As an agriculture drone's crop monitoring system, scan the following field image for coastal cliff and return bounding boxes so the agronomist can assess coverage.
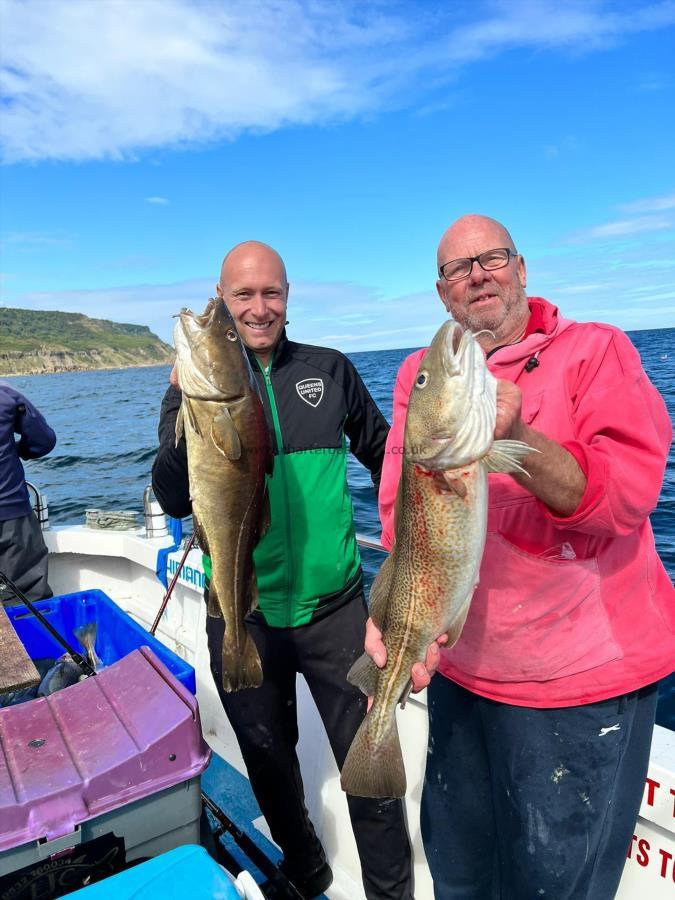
[0,308,173,375]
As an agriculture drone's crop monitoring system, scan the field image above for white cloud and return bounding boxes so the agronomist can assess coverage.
[2,0,675,162]
[0,230,73,248]
[571,215,674,241]
[527,231,675,331]
[12,278,215,343]
[544,135,582,159]
[438,0,675,62]
[7,275,447,350]
[145,196,170,205]
[617,191,675,213]
[553,282,606,294]
[7,232,675,354]
[0,0,396,163]
[635,71,671,92]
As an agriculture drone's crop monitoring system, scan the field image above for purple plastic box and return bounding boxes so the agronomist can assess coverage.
[0,647,211,863]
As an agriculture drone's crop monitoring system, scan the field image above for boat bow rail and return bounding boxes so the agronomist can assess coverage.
[26,480,49,530]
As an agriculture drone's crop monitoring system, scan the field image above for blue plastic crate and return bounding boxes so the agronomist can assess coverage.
[6,589,196,694]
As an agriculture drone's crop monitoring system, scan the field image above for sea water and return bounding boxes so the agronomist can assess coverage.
[6,327,674,723]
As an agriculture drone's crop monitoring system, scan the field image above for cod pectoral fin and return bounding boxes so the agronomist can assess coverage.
[183,397,200,435]
[347,651,380,697]
[211,407,242,460]
[484,439,537,477]
[175,404,185,446]
[442,476,468,498]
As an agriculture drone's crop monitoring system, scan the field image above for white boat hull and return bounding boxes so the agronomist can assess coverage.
[44,525,675,899]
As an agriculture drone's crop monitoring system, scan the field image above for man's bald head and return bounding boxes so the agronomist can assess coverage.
[435,214,528,351]
[436,215,516,273]
[219,241,288,292]
[216,240,289,367]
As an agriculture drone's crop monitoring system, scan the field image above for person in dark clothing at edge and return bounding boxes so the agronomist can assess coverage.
[152,241,413,900]
[0,383,56,602]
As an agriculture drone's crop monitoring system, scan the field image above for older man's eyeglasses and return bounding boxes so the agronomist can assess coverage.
[439,248,519,282]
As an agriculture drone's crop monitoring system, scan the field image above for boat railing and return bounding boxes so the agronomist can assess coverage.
[355,533,387,553]
[29,477,388,556]
[26,481,49,530]
[143,485,169,538]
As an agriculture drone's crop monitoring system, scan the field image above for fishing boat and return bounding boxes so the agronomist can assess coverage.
[21,485,675,898]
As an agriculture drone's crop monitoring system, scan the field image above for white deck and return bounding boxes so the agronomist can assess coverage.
[44,524,675,899]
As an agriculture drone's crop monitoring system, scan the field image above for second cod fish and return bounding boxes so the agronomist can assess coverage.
[340,320,534,798]
[174,297,273,692]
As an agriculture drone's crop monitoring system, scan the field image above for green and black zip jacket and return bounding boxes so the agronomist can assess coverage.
[151,333,389,628]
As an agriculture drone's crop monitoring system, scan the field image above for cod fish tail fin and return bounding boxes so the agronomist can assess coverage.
[485,439,538,477]
[347,651,380,698]
[220,628,263,693]
[340,714,406,799]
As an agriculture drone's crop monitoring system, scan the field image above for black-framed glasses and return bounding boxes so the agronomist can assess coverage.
[439,247,519,282]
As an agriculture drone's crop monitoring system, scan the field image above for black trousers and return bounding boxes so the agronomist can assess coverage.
[422,675,658,900]
[206,593,413,900]
[0,513,52,603]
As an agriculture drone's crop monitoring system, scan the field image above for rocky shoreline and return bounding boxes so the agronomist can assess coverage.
[0,308,174,377]
[0,346,173,377]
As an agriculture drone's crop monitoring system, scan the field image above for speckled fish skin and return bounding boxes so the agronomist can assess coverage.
[174,298,272,692]
[340,320,532,798]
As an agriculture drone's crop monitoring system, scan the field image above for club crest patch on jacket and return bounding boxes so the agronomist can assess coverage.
[296,378,324,407]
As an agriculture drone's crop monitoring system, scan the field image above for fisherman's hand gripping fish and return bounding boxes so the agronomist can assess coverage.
[340,320,536,798]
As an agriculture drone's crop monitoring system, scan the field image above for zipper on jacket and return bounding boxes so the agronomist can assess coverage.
[257,356,294,626]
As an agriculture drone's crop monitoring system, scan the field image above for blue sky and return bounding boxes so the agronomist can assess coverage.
[1,0,674,351]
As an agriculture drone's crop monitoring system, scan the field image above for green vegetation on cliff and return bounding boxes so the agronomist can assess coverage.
[0,307,173,374]
[0,307,172,353]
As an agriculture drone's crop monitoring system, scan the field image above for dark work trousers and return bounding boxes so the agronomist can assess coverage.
[421,675,659,900]
[205,592,414,900]
[0,513,52,603]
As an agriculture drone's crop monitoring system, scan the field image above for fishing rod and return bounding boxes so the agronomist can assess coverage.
[0,572,96,679]
[150,532,197,636]
[201,791,304,900]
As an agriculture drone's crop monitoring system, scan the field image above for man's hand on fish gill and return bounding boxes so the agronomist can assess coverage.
[495,379,524,440]
[169,364,180,388]
[364,617,448,709]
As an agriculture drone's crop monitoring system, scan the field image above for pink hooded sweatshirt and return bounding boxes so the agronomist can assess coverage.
[379,298,675,707]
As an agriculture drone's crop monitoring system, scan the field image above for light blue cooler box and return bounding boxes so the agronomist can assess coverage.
[68,845,241,898]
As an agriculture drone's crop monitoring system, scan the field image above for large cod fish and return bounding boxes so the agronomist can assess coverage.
[340,320,534,798]
[174,298,272,692]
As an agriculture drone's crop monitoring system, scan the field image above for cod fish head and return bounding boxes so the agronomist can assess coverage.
[405,319,497,470]
[174,297,256,401]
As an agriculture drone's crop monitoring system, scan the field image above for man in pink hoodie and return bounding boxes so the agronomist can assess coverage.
[368,214,674,899]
